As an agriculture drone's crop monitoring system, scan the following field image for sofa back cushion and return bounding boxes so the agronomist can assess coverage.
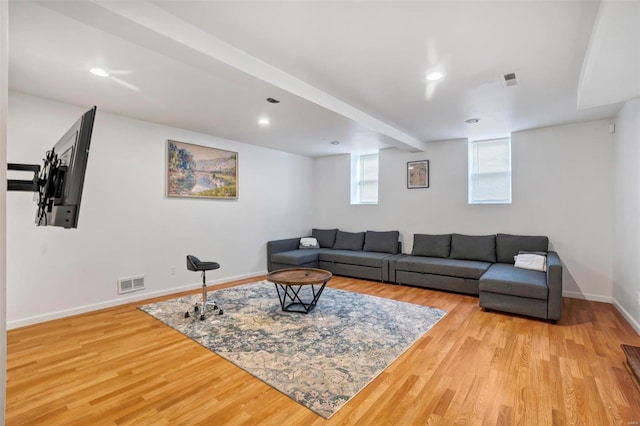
[412,234,451,258]
[333,230,366,251]
[312,228,338,248]
[496,233,549,264]
[362,230,400,254]
[450,233,496,263]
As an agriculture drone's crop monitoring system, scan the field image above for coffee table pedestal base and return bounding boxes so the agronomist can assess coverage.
[274,282,327,314]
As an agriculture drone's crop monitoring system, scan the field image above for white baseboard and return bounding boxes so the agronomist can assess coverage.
[12,277,638,336]
[7,271,267,330]
[613,298,640,336]
[564,292,639,336]
[562,290,612,303]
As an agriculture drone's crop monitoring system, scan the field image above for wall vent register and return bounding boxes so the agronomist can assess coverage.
[118,275,145,294]
[501,72,518,87]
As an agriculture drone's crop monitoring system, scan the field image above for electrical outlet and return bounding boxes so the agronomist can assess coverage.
[170,266,176,275]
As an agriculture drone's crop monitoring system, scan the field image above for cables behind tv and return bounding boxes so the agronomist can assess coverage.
[36,150,61,226]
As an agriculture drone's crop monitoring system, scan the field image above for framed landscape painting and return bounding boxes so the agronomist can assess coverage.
[407,160,429,189]
[167,140,238,199]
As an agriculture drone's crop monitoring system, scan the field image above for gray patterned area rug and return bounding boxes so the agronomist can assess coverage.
[139,281,446,418]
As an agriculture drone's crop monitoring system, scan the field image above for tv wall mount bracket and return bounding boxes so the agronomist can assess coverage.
[7,163,41,192]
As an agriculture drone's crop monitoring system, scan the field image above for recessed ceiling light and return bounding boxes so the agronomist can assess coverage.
[330,141,340,145]
[89,67,109,77]
[426,72,444,81]
[258,118,270,126]
[465,118,480,124]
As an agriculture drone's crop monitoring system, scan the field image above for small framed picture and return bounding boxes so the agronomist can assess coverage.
[407,160,429,189]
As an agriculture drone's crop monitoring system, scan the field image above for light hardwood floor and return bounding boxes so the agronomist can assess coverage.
[6,276,640,425]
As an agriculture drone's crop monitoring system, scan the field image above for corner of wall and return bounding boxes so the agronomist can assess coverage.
[613,298,640,336]
[612,98,640,336]
[1,1,9,422]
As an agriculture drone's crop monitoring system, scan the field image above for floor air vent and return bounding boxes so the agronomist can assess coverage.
[118,275,145,294]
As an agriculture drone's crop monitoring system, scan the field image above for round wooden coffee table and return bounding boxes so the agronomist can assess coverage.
[267,268,333,313]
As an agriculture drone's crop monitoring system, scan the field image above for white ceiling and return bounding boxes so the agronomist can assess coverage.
[8,1,631,157]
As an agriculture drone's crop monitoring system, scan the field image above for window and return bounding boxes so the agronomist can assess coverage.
[351,153,379,204]
[468,137,511,204]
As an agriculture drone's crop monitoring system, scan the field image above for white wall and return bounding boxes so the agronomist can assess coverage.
[613,98,640,334]
[313,120,614,301]
[6,92,314,328]
[1,1,8,422]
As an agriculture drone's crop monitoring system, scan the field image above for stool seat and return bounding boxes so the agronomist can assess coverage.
[187,255,220,272]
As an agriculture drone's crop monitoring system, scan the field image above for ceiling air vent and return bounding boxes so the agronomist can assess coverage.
[118,275,145,294]
[501,72,518,87]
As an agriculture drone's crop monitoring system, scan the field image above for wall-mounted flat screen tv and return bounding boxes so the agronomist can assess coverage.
[35,106,97,228]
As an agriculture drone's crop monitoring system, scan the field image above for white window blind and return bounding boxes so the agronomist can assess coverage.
[468,137,512,204]
[351,153,379,204]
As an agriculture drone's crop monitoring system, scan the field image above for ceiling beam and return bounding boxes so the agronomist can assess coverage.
[86,0,425,153]
[577,0,640,109]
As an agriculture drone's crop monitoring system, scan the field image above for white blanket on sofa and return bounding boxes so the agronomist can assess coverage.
[300,237,319,247]
[514,253,547,272]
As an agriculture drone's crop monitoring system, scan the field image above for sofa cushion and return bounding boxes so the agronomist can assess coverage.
[363,230,400,254]
[394,255,492,280]
[319,250,392,268]
[450,233,496,263]
[271,249,326,266]
[312,228,338,248]
[496,233,549,264]
[333,230,365,251]
[412,234,451,258]
[479,263,548,300]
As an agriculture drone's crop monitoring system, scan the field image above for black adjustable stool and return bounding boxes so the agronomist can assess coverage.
[185,255,223,320]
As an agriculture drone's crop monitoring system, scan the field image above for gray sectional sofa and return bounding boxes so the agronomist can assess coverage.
[391,233,562,321]
[267,229,402,282]
[267,230,562,322]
